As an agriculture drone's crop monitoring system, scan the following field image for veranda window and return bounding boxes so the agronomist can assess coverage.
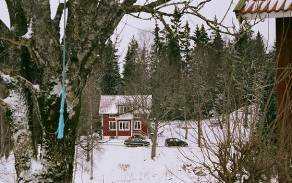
[119,121,130,131]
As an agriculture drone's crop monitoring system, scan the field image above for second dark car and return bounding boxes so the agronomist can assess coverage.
[165,138,188,147]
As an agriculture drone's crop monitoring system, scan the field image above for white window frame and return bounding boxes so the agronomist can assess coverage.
[134,121,142,130]
[119,121,130,131]
[118,105,130,114]
[109,121,117,131]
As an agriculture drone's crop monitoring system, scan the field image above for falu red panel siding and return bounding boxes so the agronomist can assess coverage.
[275,17,292,164]
[103,115,117,136]
[276,17,292,123]
[103,115,149,137]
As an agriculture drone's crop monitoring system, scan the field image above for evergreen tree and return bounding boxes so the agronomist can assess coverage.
[193,24,209,47]
[135,41,152,94]
[100,39,121,95]
[179,21,193,119]
[207,26,225,114]
[232,29,254,109]
[122,37,139,94]
[170,7,182,37]
[181,21,192,73]
[258,42,276,141]
[191,24,211,116]
[149,23,172,120]
[165,8,184,119]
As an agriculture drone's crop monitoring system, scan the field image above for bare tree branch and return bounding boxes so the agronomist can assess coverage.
[121,0,138,7]
[4,0,28,36]
[0,20,30,47]
[54,3,65,28]
[156,14,172,33]
[184,11,235,36]
[126,0,172,14]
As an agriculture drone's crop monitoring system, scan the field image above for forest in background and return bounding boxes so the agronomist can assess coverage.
[99,10,276,123]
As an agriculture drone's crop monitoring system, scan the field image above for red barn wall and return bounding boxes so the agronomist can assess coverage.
[275,17,292,160]
[102,115,149,137]
[141,118,148,135]
[276,17,292,123]
[102,115,117,137]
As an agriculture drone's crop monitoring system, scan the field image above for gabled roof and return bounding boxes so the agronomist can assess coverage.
[99,95,152,114]
[234,0,292,20]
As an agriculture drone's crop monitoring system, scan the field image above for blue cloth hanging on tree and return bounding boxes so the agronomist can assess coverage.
[57,87,65,139]
[57,1,67,140]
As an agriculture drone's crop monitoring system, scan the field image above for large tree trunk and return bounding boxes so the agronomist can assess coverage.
[0,72,82,182]
[38,106,81,182]
[0,1,117,181]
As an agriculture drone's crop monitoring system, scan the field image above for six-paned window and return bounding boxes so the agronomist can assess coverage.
[118,105,130,114]
[119,121,130,131]
[109,120,143,131]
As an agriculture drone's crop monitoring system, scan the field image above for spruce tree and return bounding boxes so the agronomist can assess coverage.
[208,26,225,114]
[165,7,183,119]
[149,23,171,120]
[122,37,139,94]
[179,21,193,137]
[100,39,121,95]
[135,41,151,94]
[194,25,209,47]
[181,21,192,74]
[257,39,276,141]
[191,24,211,116]
[232,29,254,109]
[179,21,193,117]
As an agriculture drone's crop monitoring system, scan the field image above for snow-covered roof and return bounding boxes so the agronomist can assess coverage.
[235,0,292,19]
[99,95,152,115]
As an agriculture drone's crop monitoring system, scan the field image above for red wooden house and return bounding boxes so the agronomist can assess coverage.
[99,95,152,140]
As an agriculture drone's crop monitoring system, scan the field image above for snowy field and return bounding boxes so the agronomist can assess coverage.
[73,123,214,183]
[0,108,254,183]
[0,122,213,183]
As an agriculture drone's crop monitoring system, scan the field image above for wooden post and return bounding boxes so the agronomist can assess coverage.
[276,17,292,181]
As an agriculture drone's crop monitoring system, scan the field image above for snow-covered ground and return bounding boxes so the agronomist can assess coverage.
[74,123,214,183]
[0,122,212,183]
[0,154,16,183]
[0,107,257,183]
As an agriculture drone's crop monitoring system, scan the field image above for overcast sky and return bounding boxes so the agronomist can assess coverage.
[0,0,275,66]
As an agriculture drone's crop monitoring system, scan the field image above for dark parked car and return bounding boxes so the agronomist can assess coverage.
[165,138,188,147]
[124,137,150,147]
